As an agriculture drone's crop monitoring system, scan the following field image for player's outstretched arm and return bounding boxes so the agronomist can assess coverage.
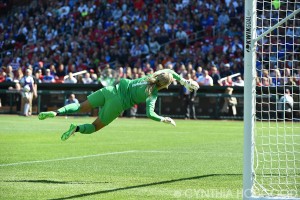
[146,93,176,127]
[156,69,199,91]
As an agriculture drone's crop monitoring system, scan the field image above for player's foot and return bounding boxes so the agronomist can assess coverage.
[61,123,77,141]
[38,111,57,120]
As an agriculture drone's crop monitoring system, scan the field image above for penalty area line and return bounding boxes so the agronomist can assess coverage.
[0,150,137,167]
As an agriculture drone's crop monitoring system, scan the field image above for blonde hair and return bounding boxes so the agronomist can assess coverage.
[145,71,173,96]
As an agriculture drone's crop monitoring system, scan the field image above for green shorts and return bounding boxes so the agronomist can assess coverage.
[87,86,123,125]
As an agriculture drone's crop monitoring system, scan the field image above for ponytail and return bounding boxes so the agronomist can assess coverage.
[145,76,157,96]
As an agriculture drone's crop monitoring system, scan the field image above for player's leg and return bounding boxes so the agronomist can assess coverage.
[38,88,106,120]
[38,101,83,120]
[61,89,123,141]
[60,117,106,141]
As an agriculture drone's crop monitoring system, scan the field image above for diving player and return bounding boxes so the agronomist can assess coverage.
[38,69,199,141]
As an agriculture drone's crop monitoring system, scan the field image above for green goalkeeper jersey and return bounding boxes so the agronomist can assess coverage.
[116,69,183,122]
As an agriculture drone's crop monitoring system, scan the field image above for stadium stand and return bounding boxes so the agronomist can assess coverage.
[0,0,297,86]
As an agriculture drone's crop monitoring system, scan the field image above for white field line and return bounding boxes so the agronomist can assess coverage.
[0,150,241,167]
[0,150,137,167]
[138,150,242,156]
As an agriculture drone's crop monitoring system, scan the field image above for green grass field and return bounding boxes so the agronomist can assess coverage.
[0,115,243,200]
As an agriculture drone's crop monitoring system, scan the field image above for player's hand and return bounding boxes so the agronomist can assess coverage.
[161,117,176,127]
[180,79,199,92]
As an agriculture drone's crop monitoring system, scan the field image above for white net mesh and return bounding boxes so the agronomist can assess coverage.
[254,0,300,198]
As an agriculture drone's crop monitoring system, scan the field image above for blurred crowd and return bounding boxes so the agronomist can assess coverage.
[0,0,299,87]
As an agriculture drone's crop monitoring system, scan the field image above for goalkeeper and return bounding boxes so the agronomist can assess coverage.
[38,69,199,141]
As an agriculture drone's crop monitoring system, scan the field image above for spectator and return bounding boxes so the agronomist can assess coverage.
[200,10,214,28]
[286,77,296,86]
[112,5,123,21]
[82,72,93,84]
[34,61,45,75]
[0,70,6,83]
[283,67,292,84]
[77,75,84,84]
[217,10,230,27]
[219,76,234,86]
[223,40,231,54]
[221,87,238,117]
[55,63,66,81]
[8,57,20,72]
[143,62,153,74]
[278,89,294,120]
[65,93,79,105]
[33,42,45,55]
[148,37,161,55]
[90,73,99,84]
[42,69,55,83]
[231,36,243,53]
[210,66,221,86]
[58,4,70,19]
[261,69,272,86]
[34,71,42,83]
[64,72,77,84]
[176,63,185,76]
[130,40,142,58]
[176,26,188,47]
[270,69,282,86]
[49,64,56,76]
[261,77,271,86]
[26,31,37,45]
[5,65,14,82]
[195,66,203,78]
[186,62,194,74]
[220,63,233,78]
[233,75,244,86]
[197,69,213,86]
[14,67,24,83]
[140,40,150,57]
[201,40,213,54]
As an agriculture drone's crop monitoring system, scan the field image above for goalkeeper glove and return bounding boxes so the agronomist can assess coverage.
[161,117,176,127]
[180,79,199,92]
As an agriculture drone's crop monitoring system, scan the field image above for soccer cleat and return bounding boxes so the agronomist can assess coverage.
[61,123,77,141]
[38,111,57,120]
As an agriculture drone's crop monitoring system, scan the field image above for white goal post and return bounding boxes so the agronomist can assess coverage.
[244,0,300,200]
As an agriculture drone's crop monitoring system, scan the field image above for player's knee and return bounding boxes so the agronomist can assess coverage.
[79,100,92,112]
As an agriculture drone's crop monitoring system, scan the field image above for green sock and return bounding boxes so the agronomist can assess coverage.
[78,124,96,134]
[57,103,80,115]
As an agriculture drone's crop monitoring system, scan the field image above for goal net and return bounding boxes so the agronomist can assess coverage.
[244,0,300,199]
